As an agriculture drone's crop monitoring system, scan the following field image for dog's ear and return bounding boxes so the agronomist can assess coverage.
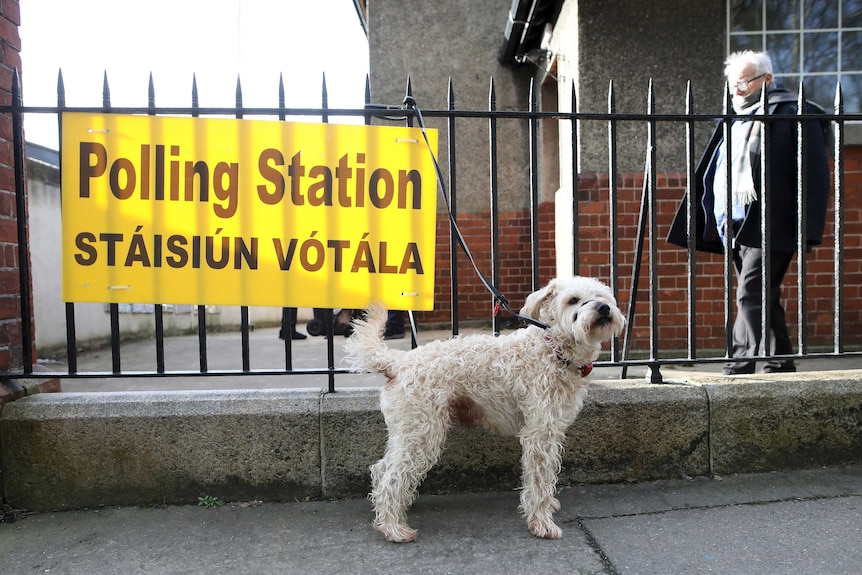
[520,279,558,321]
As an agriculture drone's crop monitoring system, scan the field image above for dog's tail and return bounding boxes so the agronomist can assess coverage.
[343,302,394,374]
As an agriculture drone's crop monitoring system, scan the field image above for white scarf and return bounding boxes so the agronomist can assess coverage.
[729,119,758,206]
[716,93,762,207]
[713,119,758,209]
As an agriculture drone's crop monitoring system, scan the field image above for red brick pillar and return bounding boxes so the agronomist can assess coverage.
[0,0,59,405]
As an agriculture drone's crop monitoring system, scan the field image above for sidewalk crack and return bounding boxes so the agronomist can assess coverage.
[576,516,621,575]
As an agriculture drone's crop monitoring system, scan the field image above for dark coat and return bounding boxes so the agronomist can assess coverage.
[666,87,831,254]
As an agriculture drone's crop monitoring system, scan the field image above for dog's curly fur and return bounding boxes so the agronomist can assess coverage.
[344,276,626,543]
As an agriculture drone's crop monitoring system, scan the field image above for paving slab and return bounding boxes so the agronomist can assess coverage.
[567,465,862,575]
[2,465,861,575]
[0,492,608,575]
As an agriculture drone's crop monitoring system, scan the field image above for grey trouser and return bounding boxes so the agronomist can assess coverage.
[729,245,795,371]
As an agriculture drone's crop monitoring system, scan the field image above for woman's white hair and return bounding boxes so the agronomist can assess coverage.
[724,50,773,80]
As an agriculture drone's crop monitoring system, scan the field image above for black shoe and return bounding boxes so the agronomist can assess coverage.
[290,330,307,340]
[760,363,796,374]
[383,329,405,340]
[722,362,756,375]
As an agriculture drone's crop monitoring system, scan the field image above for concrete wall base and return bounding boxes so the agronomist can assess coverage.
[2,372,861,511]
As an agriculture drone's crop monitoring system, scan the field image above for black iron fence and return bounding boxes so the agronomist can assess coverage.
[5,70,862,390]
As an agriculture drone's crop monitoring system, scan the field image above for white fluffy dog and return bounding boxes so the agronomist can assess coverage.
[344,276,626,543]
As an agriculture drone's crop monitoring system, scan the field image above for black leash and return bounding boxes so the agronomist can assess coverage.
[401,96,550,330]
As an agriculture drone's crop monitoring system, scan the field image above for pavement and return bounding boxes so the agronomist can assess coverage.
[39,324,862,392]
[7,326,861,574]
[1,464,860,574]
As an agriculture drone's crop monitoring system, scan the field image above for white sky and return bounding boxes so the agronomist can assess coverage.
[19,0,370,149]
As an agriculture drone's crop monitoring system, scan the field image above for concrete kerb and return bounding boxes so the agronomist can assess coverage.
[2,370,862,511]
[1,390,325,509]
[697,371,862,474]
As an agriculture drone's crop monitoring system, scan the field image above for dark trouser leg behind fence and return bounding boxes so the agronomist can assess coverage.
[279,308,307,340]
[725,246,795,375]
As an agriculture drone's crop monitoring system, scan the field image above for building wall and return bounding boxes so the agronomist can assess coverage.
[419,204,557,328]
[367,0,538,214]
[552,0,726,173]
[549,0,726,276]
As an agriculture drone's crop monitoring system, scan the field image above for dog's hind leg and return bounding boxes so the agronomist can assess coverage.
[518,419,568,539]
[369,444,418,543]
[370,404,449,543]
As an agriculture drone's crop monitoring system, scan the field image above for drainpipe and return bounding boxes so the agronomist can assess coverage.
[500,0,537,64]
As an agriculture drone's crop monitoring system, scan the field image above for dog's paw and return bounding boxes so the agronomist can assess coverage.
[528,517,563,540]
[376,522,418,543]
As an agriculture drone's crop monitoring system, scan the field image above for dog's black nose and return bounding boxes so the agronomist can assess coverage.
[596,303,610,317]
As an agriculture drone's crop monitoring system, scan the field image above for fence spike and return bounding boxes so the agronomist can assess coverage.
[448,76,455,108]
[570,78,579,275]
[364,74,371,105]
[489,76,496,108]
[607,79,615,113]
[191,74,199,112]
[277,73,285,120]
[405,76,413,100]
[148,72,155,109]
[56,69,65,163]
[834,78,843,111]
[685,80,692,112]
[647,77,655,113]
[11,67,20,105]
[321,71,328,107]
[832,78,844,353]
[102,71,111,109]
[11,66,33,374]
[321,72,329,122]
[235,75,243,109]
[529,76,537,111]
[57,69,65,105]
[722,81,731,114]
[364,75,371,126]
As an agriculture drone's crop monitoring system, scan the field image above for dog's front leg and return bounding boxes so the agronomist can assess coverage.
[518,419,567,539]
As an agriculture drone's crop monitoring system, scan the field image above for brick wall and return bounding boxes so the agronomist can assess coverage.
[418,204,557,327]
[419,148,862,354]
[0,0,27,373]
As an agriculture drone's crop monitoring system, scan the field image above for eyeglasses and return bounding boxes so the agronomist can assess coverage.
[734,73,766,92]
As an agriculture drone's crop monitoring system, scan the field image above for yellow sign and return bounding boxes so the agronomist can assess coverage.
[61,113,438,310]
